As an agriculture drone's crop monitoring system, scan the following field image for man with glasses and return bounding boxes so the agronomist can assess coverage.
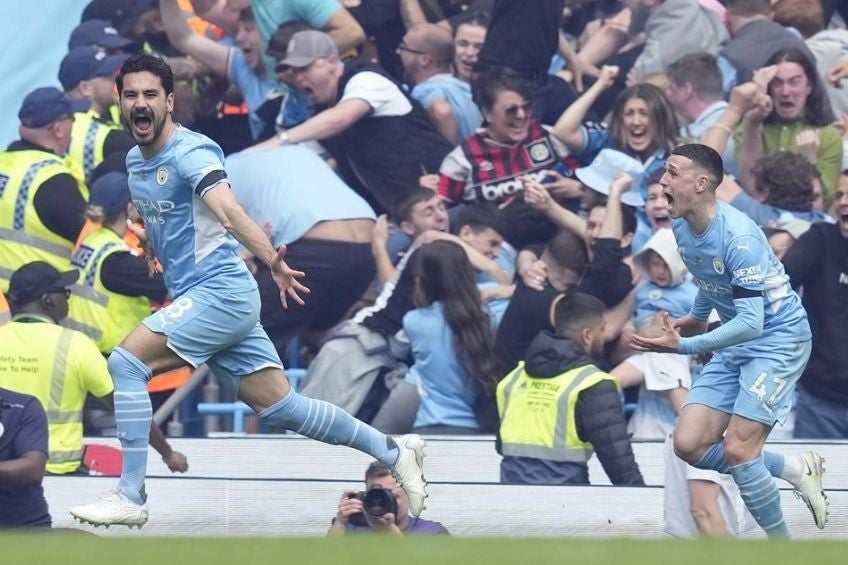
[249,29,453,213]
[0,88,90,295]
[0,261,186,477]
[397,23,482,144]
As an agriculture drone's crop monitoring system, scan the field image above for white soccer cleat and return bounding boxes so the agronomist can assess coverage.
[792,451,829,529]
[70,490,149,528]
[392,434,428,517]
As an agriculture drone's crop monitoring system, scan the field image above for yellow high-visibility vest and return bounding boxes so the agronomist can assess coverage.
[107,105,122,129]
[497,362,618,462]
[68,110,118,181]
[0,149,87,293]
[67,226,151,353]
[0,315,113,473]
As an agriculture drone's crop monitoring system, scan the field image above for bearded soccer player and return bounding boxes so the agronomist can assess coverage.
[631,143,827,538]
[70,54,426,528]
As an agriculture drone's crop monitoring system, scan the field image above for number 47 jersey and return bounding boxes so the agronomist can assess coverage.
[673,202,811,346]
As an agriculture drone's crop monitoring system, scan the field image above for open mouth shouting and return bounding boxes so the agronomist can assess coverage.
[628,126,650,150]
[131,109,155,140]
[839,210,848,234]
[776,99,800,120]
[652,212,672,229]
[663,189,676,215]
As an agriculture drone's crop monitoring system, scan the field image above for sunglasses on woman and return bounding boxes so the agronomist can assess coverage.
[503,102,532,118]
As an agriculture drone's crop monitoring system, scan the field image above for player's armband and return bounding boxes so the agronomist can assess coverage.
[195,169,228,197]
[731,285,763,299]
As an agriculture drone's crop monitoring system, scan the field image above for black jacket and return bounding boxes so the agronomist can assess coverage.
[782,222,848,401]
[495,238,633,373]
[499,331,644,486]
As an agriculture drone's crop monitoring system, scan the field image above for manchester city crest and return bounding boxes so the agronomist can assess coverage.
[712,256,725,274]
[157,166,169,185]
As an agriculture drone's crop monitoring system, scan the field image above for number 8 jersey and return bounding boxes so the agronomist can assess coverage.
[126,126,253,297]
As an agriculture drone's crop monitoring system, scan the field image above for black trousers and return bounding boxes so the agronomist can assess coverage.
[254,238,376,356]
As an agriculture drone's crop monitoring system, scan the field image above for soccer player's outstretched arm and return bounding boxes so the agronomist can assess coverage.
[202,182,309,307]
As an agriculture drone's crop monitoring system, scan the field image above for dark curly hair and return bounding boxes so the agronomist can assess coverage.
[116,53,174,96]
[754,150,816,211]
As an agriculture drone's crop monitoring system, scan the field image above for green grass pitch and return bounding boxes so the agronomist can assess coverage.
[3,535,848,565]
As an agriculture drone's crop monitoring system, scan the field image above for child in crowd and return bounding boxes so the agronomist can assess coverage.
[611,228,697,439]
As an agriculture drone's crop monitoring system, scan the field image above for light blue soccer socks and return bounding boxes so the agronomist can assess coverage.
[258,390,400,466]
[730,456,790,538]
[692,441,731,474]
[694,441,800,483]
[763,450,786,478]
[109,347,153,506]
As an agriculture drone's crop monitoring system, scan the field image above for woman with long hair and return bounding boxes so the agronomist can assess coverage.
[738,47,841,200]
[553,66,681,204]
[404,240,500,434]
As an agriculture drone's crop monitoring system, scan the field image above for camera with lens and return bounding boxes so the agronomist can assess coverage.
[347,485,398,527]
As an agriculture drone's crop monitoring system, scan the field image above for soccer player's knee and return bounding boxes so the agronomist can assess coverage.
[722,436,756,466]
[108,347,152,390]
[672,429,702,465]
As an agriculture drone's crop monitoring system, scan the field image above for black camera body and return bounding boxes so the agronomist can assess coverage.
[348,485,398,527]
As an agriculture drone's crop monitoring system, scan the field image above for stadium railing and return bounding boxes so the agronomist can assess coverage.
[196,368,306,433]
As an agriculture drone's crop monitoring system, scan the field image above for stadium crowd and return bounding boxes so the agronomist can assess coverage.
[1,0,847,535]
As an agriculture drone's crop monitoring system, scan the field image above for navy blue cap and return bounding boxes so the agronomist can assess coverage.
[59,46,129,91]
[90,172,132,216]
[7,261,79,307]
[69,19,134,50]
[18,87,90,128]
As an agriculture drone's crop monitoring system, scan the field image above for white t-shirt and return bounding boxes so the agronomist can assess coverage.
[663,434,758,538]
[625,352,691,440]
[340,71,412,117]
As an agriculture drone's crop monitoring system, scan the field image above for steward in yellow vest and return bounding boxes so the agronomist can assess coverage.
[58,47,135,182]
[0,87,89,294]
[0,261,187,475]
[497,292,644,486]
[68,110,133,182]
[67,172,167,353]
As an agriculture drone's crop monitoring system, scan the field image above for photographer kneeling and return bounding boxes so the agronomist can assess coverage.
[329,462,450,536]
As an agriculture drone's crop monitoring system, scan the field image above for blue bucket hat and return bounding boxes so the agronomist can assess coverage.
[576,148,646,207]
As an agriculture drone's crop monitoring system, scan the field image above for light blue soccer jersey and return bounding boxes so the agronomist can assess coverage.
[127,126,253,297]
[673,202,810,343]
